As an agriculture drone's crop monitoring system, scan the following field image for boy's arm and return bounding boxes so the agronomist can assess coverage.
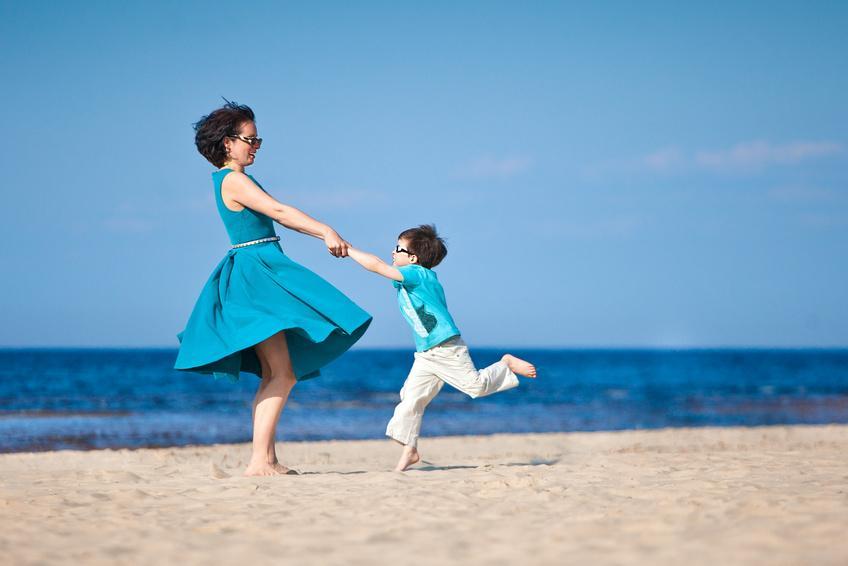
[347,247,403,281]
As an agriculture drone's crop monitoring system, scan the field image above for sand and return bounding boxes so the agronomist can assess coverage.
[1,425,847,565]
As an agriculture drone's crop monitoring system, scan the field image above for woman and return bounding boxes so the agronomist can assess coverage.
[175,101,372,476]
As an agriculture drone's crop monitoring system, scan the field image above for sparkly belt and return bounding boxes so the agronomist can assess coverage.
[231,236,280,249]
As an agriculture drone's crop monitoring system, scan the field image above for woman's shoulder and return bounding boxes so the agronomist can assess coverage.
[218,169,266,196]
[215,168,253,184]
[214,167,242,177]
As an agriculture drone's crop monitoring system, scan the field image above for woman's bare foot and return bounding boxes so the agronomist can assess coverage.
[502,354,537,378]
[244,461,285,476]
[394,445,420,472]
[244,458,299,476]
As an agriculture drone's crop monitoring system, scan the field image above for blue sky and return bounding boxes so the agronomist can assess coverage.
[1,1,846,347]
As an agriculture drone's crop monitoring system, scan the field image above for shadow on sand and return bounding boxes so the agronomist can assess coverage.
[284,458,561,475]
[412,458,560,472]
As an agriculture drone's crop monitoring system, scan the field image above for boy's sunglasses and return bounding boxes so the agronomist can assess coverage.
[228,134,263,147]
[395,245,413,255]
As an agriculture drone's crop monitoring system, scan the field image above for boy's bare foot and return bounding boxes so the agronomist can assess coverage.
[502,354,537,378]
[395,445,420,472]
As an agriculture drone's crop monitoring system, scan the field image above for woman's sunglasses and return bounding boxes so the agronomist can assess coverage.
[228,134,263,148]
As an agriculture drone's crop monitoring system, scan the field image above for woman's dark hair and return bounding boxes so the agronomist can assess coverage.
[193,100,255,167]
[398,224,448,268]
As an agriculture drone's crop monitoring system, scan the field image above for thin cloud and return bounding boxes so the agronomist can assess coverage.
[635,140,844,175]
[642,147,684,172]
[456,155,533,179]
[768,185,841,204]
[797,212,848,228]
[695,140,844,171]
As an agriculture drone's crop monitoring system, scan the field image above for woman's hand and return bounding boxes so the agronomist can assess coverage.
[324,229,350,258]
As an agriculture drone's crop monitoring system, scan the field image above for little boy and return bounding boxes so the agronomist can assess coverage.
[347,225,536,471]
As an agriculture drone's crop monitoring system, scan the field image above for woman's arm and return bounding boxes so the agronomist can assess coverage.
[222,171,349,256]
[347,247,403,281]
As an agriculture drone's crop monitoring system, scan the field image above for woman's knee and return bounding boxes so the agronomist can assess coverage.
[262,368,297,389]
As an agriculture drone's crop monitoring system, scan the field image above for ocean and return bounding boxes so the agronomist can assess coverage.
[1,348,846,452]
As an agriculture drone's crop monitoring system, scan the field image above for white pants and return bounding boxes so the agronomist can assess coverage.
[385,337,519,447]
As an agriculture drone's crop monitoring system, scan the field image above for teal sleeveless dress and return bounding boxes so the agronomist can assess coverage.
[174,169,372,381]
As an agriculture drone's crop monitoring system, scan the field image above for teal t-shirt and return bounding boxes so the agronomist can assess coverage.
[393,265,461,352]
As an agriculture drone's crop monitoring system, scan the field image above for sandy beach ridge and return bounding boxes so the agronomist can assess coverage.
[2,424,846,565]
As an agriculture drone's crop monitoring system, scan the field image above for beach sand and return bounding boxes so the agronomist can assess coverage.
[1,425,846,565]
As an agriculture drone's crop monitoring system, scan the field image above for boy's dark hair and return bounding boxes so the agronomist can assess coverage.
[193,100,256,167]
[398,224,448,268]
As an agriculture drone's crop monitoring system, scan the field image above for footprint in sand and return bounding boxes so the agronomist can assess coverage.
[95,470,147,483]
[210,463,231,479]
[88,492,112,501]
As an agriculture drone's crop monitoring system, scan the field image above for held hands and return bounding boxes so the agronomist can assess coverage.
[324,229,351,258]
